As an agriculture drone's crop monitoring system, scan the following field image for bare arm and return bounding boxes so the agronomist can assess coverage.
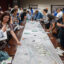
[9,17,21,45]
[57,22,64,27]
[10,30,21,45]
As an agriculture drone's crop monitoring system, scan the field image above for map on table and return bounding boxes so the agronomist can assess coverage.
[12,21,63,64]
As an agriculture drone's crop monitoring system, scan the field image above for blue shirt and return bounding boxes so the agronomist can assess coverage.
[63,11,64,13]
[34,12,43,20]
[54,11,57,16]
[31,9,33,16]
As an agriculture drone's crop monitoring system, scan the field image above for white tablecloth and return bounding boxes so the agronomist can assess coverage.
[12,21,63,64]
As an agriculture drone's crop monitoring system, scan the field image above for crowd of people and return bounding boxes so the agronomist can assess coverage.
[0,5,64,61]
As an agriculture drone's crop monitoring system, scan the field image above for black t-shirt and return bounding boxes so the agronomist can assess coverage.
[21,12,26,21]
[57,17,62,23]
[56,20,64,36]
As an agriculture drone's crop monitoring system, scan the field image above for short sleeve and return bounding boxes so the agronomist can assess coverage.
[9,24,14,30]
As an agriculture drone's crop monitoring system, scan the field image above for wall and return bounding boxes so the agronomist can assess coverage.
[0,0,13,11]
[22,0,64,13]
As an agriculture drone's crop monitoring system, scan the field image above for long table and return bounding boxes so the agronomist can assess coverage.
[12,21,63,64]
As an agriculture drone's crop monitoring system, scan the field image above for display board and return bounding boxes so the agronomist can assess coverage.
[51,5,64,13]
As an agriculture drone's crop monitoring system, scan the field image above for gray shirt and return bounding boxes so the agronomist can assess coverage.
[43,14,49,24]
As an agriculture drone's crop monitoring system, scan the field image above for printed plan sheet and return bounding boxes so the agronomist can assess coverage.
[12,21,63,64]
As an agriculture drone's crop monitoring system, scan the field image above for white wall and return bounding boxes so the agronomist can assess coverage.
[22,0,64,13]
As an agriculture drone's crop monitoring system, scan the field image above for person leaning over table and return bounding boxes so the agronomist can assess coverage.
[48,10,64,48]
[0,12,21,45]
[46,14,55,32]
[47,8,63,38]
[34,10,43,20]
[56,12,64,48]
[46,14,62,38]
[26,11,32,20]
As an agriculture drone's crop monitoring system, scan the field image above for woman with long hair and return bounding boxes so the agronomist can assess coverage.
[0,12,21,45]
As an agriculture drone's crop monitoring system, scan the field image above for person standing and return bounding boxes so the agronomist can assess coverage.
[30,7,33,17]
[43,9,50,29]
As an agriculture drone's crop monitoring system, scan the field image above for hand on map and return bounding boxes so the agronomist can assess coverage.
[17,41,21,45]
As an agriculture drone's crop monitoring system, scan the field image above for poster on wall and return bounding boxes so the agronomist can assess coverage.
[51,5,64,13]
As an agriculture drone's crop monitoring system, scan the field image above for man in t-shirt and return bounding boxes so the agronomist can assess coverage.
[56,8,63,23]
[20,9,27,25]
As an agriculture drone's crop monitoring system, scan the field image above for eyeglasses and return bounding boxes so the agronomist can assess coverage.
[4,16,9,19]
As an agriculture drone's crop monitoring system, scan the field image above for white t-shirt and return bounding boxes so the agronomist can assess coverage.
[0,30,4,38]
[56,11,63,19]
